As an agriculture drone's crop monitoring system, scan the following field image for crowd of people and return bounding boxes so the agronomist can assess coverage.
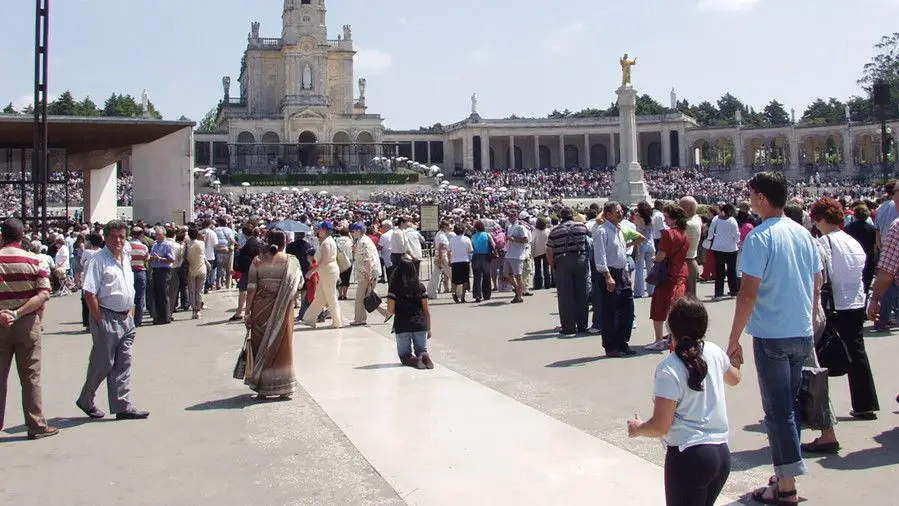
[1,165,897,506]
[0,173,135,216]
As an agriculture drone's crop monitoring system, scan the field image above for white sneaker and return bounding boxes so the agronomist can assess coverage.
[587,327,602,334]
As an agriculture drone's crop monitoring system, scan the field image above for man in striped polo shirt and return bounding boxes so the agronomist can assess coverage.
[0,218,57,440]
[546,207,590,337]
[129,227,149,327]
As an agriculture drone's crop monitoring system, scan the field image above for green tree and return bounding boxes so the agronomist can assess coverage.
[77,96,99,116]
[23,104,34,115]
[847,95,873,122]
[103,93,142,117]
[198,107,218,131]
[801,98,845,126]
[47,90,79,115]
[635,95,667,115]
[858,32,899,119]
[716,93,744,125]
[693,101,721,127]
[763,100,790,126]
[2,102,16,114]
[570,108,605,118]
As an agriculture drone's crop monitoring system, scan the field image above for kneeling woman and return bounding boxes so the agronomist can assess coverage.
[386,257,434,369]
[627,296,741,506]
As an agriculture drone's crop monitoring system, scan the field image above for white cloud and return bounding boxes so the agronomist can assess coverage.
[467,48,493,65]
[697,0,760,12]
[396,16,408,24]
[354,48,393,75]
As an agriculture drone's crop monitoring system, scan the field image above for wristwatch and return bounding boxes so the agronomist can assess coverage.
[11,310,18,321]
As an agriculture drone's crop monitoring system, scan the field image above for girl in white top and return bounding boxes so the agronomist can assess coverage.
[801,198,879,454]
[710,204,741,299]
[447,225,473,303]
[628,296,741,506]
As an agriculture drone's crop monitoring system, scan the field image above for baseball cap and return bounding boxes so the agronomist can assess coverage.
[317,221,334,231]
[519,211,530,220]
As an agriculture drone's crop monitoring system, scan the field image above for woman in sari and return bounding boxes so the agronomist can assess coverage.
[243,231,303,399]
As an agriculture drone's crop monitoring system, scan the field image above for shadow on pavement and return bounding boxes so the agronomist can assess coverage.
[509,330,560,342]
[818,427,899,471]
[185,394,261,411]
[545,356,608,368]
[1,416,115,437]
[729,445,772,472]
[355,363,403,370]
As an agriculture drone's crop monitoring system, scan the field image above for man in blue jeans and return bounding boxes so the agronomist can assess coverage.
[873,179,899,331]
[727,172,821,505]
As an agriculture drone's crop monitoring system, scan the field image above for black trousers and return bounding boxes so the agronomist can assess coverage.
[601,267,634,351]
[831,308,880,412]
[151,268,172,324]
[714,250,739,296]
[554,254,589,333]
[664,444,731,506]
[533,254,552,290]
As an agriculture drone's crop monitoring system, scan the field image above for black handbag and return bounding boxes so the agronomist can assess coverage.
[645,260,669,286]
[364,288,383,313]
[799,366,833,430]
[817,236,852,377]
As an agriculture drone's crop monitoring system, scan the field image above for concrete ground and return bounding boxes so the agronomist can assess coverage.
[2,277,897,505]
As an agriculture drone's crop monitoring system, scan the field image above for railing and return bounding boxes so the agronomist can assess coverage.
[250,38,283,50]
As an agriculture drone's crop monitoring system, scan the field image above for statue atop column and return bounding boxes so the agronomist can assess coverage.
[343,24,352,40]
[471,93,478,115]
[222,76,231,99]
[619,53,637,87]
[250,21,260,40]
[670,87,677,109]
[845,104,851,122]
[735,109,743,126]
[141,89,150,118]
[791,108,796,125]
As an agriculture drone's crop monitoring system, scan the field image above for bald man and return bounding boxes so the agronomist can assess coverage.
[680,196,702,296]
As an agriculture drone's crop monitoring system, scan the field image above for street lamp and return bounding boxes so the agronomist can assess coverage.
[874,79,892,180]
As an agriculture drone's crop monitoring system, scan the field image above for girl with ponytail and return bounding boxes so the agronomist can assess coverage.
[627,296,741,506]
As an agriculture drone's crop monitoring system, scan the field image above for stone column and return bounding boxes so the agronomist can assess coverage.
[843,129,855,175]
[558,135,565,168]
[411,141,416,163]
[612,85,649,206]
[463,135,472,172]
[427,141,432,165]
[789,130,800,172]
[445,139,455,172]
[509,135,515,169]
[481,132,491,171]
[661,128,671,167]
[533,135,540,168]
[678,128,688,168]
[584,133,591,168]
[733,130,745,179]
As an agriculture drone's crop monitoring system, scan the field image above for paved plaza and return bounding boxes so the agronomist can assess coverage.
[2,280,897,505]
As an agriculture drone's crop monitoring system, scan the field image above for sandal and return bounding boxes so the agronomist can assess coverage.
[751,483,798,505]
[800,438,840,454]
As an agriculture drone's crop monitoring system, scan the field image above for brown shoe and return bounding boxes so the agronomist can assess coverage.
[400,355,420,368]
[419,353,435,370]
[28,426,59,440]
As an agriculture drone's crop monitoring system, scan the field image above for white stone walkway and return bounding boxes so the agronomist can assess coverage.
[295,327,737,505]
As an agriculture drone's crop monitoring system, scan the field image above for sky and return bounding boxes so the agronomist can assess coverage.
[0,0,896,130]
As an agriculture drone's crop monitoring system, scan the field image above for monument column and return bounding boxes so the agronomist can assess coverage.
[584,133,591,168]
[609,132,617,166]
[481,132,491,171]
[661,128,671,167]
[509,135,515,169]
[789,129,800,172]
[734,130,745,178]
[558,135,565,168]
[533,136,540,168]
[612,74,650,206]
[843,129,855,175]
[411,142,416,163]
[463,134,472,171]
[678,127,688,168]
[427,141,432,165]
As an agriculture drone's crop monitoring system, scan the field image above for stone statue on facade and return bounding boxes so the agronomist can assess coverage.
[791,108,796,125]
[358,78,367,102]
[302,64,313,90]
[343,24,352,40]
[471,93,479,115]
[222,76,231,99]
[670,87,677,109]
[250,21,260,40]
[735,109,743,126]
[619,53,637,86]
[845,104,851,122]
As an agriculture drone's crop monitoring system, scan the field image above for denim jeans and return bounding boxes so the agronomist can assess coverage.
[633,241,655,298]
[877,282,898,326]
[205,257,218,290]
[753,336,811,478]
[133,270,147,327]
[396,331,428,358]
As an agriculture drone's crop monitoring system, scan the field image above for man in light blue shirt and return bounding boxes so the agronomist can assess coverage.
[149,226,175,325]
[593,202,635,357]
[872,180,899,330]
[727,172,821,503]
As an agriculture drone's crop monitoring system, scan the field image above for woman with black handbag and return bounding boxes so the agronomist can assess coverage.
[808,199,880,424]
[645,205,690,352]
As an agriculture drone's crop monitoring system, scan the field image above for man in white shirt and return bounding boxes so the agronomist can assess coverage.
[380,220,395,281]
[201,220,218,292]
[53,235,71,295]
[427,221,452,299]
[651,201,667,250]
[504,212,531,303]
[680,196,703,296]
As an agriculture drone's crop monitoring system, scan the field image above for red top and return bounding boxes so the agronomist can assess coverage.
[306,261,319,303]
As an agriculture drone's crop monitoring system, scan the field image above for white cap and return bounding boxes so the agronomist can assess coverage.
[518,211,530,220]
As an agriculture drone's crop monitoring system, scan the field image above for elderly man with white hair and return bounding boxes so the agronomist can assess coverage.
[53,234,72,296]
[679,196,702,296]
[380,220,395,281]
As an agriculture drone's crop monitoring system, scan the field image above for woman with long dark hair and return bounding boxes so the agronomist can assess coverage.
[243,230,303,399]
[634,201,657,298]
[387,257,433,369]
[645,204,690,351]
[628,296,741,506]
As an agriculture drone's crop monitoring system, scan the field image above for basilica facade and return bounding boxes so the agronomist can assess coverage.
[198,0,899,181]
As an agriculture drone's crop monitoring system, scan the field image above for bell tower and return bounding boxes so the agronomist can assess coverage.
[282,0,327,45]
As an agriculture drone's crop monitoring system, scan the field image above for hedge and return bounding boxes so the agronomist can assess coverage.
[223,173,419,186]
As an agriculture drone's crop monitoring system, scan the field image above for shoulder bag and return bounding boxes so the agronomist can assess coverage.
[232,329,254,380]
[816,235,852,377]
[646,233,686,286]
